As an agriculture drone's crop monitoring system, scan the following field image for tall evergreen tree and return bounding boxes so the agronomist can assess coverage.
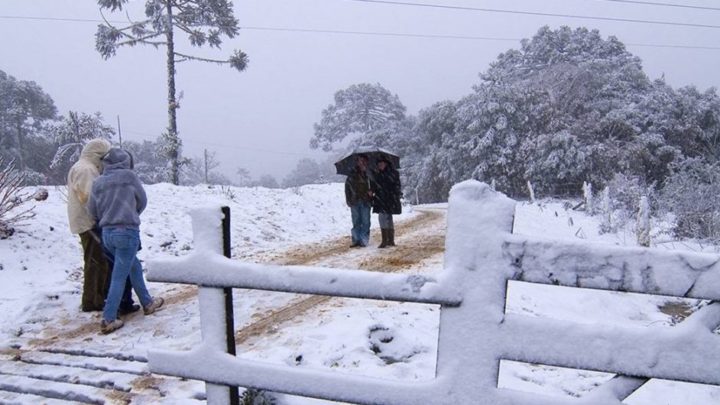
[95,0,249,185]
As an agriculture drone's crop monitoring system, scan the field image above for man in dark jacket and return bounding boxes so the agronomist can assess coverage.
[345,155,373,247]
[372,158,402,248]
[88,148,164,334]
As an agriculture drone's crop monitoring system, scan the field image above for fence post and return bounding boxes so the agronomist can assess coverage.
[221,206,240,405]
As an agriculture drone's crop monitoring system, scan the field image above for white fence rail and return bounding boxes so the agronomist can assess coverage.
[147,180,720,405]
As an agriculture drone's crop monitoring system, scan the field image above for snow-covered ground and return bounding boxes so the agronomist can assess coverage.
[0,183,718,404]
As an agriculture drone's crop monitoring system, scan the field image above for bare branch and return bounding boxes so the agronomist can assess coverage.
[173,52,229,65]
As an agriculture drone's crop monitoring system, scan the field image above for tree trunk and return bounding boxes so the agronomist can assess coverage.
[15,122,25,171]
[166,1,180,185]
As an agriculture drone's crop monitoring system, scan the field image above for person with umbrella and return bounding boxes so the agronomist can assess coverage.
[344,154,373,247]
[372,157,402,248]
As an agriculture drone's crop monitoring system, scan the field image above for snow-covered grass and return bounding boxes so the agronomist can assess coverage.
[1,184,719,404]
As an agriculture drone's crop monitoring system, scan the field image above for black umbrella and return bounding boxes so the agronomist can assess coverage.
[334,146,400,176]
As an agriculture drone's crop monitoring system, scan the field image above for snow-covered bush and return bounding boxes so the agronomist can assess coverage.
[658,159,720,241]
[606,173,656,214]
[0,159,35,238]
[19,169,46,186]
[598,173,657,235]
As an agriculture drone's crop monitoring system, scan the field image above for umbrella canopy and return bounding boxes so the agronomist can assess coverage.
[334,146,400,176]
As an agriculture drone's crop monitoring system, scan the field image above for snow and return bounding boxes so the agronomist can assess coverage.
[1,180,720,404]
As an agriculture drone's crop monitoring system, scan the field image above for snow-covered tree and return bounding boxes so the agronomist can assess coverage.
[48,111,115,183]
[95,0,249,185]
[282,158,323,188]
[0,69,57,172]
[236,167,251,186]
[659,158,720,241]
[181,152,232,186]
[123,138,170,184]
[522,130,587,195]
[310,83,407,151]
[255,174,279,189]
[308,26,720,209]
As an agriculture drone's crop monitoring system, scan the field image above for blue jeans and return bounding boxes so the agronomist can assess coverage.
[378,213,394,230]
[102,227,152,322]
[350,202,371,246]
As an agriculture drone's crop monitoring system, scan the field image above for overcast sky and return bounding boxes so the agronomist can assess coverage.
[1,0,719,181]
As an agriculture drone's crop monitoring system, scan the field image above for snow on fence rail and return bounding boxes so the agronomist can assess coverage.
[146,180,720,405]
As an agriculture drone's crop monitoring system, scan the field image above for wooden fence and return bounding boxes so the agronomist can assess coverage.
[147,180,720,405]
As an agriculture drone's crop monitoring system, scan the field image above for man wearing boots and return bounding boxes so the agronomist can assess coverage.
[371,158,402,248]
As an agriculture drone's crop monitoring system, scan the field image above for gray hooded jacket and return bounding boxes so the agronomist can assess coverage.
[88,148,147,229]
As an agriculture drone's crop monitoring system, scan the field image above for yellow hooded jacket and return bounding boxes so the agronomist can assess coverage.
[66,139,111,234]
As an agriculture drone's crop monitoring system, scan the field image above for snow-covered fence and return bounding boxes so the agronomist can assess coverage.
[146,181,720,405]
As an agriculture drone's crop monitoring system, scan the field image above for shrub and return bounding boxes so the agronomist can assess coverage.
[658,159,720,242]
[241,389,277,405]
[0,158,35,239]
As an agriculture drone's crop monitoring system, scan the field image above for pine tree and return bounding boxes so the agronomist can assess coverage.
[95,0,249,185]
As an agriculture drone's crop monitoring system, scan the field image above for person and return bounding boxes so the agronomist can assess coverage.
[372,158,402,248]
[67,139,112,312]
[88,148,163,334]
[345,154,373,247]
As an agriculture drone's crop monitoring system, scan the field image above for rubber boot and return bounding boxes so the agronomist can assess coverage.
[388,229,396,247]
[378,229,388,248]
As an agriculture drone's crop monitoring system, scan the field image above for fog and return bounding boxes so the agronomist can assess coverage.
[1,0,718,181]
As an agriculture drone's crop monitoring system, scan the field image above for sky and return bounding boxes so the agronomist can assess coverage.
[1,0,719,182]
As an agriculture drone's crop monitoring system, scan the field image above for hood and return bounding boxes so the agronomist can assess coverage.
[102,147,133,172]
[80,138,111,166]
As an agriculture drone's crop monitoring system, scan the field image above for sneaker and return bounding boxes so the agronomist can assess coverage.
[118,304,141,316]
[143,297,164,315]
[100,319,124,334]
